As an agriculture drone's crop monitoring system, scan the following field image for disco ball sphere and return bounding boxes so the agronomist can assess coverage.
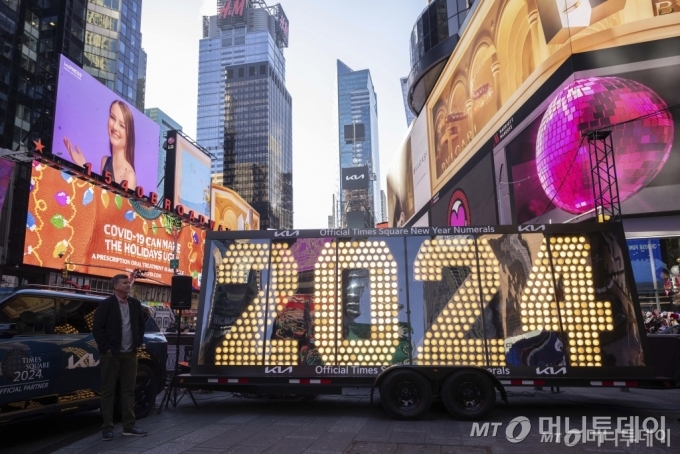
[536,77,674,214]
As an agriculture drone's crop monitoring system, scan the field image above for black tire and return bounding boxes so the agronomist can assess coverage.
[134,363,157,419]
[441,370,496,421]
[379,370,433,420]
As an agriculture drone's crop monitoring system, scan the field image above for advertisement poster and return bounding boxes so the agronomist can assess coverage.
[505,58,680,225]
[410,114,430,213]
[23,163,204,288]
[51,55,160,191]
[165,132,211,216]
[428,0,678,195]
[210,184,260,231]
[627,239,664,296]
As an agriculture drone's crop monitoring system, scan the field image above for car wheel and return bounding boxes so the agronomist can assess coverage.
[379,370,432,420]
[134,363,157,419]
[441,370,496,421]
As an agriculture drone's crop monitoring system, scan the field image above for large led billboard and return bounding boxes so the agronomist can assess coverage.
[24,163,204,287]
[164,131,212,217]
[210,184,260,231]
[500,57,680,224]
[427,0,679,196]
[386,114,431,227]
[52,55,160,192]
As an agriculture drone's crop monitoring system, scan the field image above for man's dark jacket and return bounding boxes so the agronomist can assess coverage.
[92,295,146,354]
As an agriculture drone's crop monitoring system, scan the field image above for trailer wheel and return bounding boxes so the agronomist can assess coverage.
[442,370,495,421]
[379,370,432,420]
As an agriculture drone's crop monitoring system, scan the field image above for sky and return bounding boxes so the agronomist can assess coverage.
[141,0,426,228]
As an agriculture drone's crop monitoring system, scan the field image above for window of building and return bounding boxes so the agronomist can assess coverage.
[132,1,138,13]
[131,34,135,46]
[238,68,244,77]
[132,18,137,30]
[122,3,127,16]
[121,22,127,35]
[118,59,124,72]
[227,69,233,78]
[249,66,255,76]
[260,65,266,75]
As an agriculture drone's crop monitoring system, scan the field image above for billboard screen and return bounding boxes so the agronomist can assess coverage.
[341,166,369,190]
[24,163,204,287]
[430,150,496,227]
[164,131,212,217]
[386,138,414,227]
[428,0,678,196]
[210,184,260,231]
[503,57,680,224]
[52,55,160,192]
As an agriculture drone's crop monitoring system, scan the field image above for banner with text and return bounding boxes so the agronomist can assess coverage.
[23,162,204,287]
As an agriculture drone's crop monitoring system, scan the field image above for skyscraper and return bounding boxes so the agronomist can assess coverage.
[82,0,146,110]
[197,0,292,229]
[336,60,381,228]
[145,107,183,199]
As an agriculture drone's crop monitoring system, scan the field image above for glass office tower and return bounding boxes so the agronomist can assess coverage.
[336,60,381,228]
[197,1,292,229]
[83,0,146,110]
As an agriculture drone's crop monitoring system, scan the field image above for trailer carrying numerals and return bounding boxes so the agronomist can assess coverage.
[184,223,673,420]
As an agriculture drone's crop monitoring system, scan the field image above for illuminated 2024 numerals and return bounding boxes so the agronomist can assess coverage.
[210,234,613,368]
[213,242,297,365]
[314,241,400,366]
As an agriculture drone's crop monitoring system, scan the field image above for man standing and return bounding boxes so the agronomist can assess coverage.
[93,274,148,440]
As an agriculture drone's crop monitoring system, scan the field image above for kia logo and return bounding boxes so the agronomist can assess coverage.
[346,175,365,180]
[274,230,299,237]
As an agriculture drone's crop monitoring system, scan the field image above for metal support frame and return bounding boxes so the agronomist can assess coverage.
[587,130,622,223]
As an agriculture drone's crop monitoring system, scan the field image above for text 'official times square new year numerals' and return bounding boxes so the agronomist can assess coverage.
[210,235,614,368]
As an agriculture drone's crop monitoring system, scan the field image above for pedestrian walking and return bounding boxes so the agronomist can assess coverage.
[93,274,148,440]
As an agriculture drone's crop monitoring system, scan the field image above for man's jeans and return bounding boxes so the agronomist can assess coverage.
[100,351,137,431]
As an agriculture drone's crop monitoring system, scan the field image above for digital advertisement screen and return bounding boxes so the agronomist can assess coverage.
[428,0,676,196]
[210,184,260,231]
[165,131,211,216]
[341,166,369,190]
[52,55,160,191]
[505,57,680,224]
[386,138,414,227]
[0,159,13,213]
[386,114,431,227]
[430,150,496,227]
[24,162,204,287]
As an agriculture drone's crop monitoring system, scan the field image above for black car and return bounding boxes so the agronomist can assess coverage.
[0,287,167,424]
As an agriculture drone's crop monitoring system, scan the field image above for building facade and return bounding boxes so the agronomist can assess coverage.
[336,60,381,228]
[400,77,415,126]
[197,0,292,229]
[83,0,146,110]
[145,107,183,198]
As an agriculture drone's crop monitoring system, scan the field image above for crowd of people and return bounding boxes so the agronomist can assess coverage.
[644,309,680,333]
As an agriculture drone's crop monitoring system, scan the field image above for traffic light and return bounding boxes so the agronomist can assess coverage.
[62,268,68,280]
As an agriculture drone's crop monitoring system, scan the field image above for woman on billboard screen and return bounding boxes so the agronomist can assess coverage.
[63,100,137,187]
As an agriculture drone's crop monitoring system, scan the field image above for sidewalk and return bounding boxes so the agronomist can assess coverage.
[51,387,680,454]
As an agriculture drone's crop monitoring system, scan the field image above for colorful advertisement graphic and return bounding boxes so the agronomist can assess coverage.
[505,60,680,224]
[165,132,211,216]
[23,163,204,287]
[52,55,160,191]
[210,184,260,231]
[428,0,679,195]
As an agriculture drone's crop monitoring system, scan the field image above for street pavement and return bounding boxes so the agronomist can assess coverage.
[5,387,680,454]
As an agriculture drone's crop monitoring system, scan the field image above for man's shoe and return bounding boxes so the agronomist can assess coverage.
[123,427,148,437]
[102,431,114,441]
